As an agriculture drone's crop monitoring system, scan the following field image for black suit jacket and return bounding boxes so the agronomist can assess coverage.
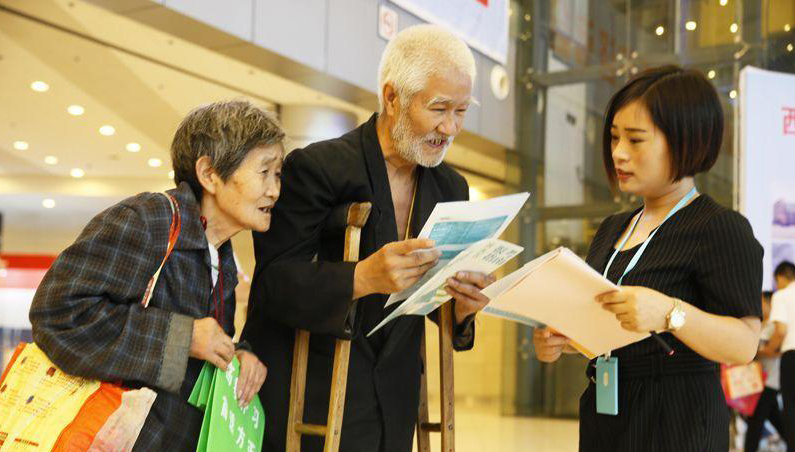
[242,114,474,452]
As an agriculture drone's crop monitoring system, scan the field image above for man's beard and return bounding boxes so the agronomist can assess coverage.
[390,111,451,168]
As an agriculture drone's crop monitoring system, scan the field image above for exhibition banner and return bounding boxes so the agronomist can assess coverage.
[739,66,795,289]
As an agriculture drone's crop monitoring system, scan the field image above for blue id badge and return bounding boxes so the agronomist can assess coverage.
[595,356,618,415]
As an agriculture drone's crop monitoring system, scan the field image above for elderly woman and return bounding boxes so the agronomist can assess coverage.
[29,100,283,451]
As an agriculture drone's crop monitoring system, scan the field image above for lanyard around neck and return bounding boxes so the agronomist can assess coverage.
[603,187,698,286]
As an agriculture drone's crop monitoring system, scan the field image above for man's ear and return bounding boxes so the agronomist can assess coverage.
[195,156,218,195]
[382,83,400,118]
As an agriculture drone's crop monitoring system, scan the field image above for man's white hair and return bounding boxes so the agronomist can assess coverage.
[377,24,476,113]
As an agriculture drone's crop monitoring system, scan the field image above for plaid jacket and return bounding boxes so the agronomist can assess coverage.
[30,182,238,451]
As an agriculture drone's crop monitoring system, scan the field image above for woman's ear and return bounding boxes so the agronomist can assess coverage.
[195,156,218,195]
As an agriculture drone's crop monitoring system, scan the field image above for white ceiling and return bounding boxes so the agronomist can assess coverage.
[0,0,373,182]
[0,0,509,255]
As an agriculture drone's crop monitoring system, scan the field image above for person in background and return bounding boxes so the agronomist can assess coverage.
[746,291,786,452]
[532,66,763,452]
[764,260,795,450]
[29,100,280,451]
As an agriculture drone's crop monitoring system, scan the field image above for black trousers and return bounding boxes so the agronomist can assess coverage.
[780,351,795,451]
[744,386,785,452]
[579,372,729,452]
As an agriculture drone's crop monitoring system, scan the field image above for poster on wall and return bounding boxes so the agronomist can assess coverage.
[390,0,509,64]
[739,66,795,290]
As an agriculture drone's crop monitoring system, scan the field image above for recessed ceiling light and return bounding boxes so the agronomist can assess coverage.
[730,23,739,33]
[67,105,85,116]
[126,142,141,152]
[788,43,794,52]
[148,158,163,168]
[655,26,665,36]
[44,156,58,165]
[70,168,85,178]
[729,89,737,99]
[30,81,49,92]
[168,170,175,179]
[786,24,792,32]
[13,140,29,150]
[99,125,115,136]
[708,69,716,79]
[685,21,697,31]
[719,0,728,5]
[42,198,56,209]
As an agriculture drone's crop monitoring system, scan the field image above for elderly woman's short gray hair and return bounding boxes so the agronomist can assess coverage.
[170,99,285,199]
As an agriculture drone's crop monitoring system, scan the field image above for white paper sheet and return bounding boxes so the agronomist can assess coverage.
[368,238,523,336]
[385,192,530,307]
[480,247,649,358]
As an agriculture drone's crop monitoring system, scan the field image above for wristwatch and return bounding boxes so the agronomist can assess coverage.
[666,298,686,331]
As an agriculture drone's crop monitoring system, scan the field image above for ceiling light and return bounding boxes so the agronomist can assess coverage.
[719,0,728,5]
[99,125,115,136]
[42,199,56,209]
[67,105,85,116]
[30,81,49,92]
[786,24,791,32]
[126,142,141,152]
[148,158,163,168]
[685,21,697,31]
[44,156,58,165]
[729,90,737,99]
[788,43,794,52]
[70,168,85,178]
[730,23,738,33]
[168,170,175,179]
[655,26,665,36]
[13,140,29,150]
[708,69,716,79]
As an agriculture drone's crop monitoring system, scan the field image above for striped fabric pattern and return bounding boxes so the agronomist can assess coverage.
[579,194,763,452]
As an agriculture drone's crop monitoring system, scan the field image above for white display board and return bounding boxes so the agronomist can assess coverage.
[390,0,509,64]
[739,66,795,290]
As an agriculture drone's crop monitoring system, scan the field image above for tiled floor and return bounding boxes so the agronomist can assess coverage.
[410,405,786,452]
[412,404,579,452]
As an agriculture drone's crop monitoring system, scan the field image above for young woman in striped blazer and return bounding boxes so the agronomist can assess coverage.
[533,65,763,452]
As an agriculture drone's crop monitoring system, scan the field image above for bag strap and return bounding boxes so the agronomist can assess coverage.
[140,193,181,308]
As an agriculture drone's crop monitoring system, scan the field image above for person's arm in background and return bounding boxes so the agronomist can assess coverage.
[758,322,786,358]
[761,293,788,357]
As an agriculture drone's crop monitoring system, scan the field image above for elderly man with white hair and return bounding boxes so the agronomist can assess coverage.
[242,25,491,452]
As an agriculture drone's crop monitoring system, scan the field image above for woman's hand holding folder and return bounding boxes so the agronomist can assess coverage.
[596,286,674,333]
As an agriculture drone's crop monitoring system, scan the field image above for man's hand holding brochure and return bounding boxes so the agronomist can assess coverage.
[368,192,529,336]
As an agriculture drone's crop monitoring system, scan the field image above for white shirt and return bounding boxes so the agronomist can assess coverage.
[769,283,795,352]
[208,243,220,287]
[759,321,781,390]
